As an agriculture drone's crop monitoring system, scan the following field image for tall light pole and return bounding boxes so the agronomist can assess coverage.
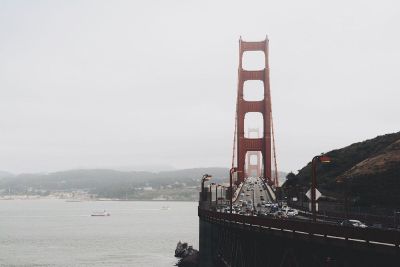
[230,167,237,214]
[220,186,224,205]
[311,155,331,222]
[215,184,221,207]
[209,183,215,207]
[252,188,256,212]
[201,174,212,201]
[336,177,349,219]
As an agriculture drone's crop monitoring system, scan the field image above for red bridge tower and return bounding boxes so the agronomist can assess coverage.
[236,37,272,184]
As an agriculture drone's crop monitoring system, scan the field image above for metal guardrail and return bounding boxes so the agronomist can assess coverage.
[289,201,398,228]
[198,207,400,248]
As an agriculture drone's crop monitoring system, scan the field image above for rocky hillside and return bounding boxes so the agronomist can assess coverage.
[284,132,400,207]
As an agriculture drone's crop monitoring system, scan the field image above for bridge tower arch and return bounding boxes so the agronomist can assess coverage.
[236,37,272,184]
[245,128,262,177]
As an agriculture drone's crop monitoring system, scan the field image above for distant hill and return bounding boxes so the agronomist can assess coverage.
[0,167,230,200]
[0,167,287,200]
[284,131,400,207]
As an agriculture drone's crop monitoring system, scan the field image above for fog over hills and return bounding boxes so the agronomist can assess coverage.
[0,167,286,201]
[0,171,14,179]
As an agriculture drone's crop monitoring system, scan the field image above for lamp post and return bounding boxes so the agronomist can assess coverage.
[215,184,219,207]
[230,167,237,214]
[311,154,331,222]
[209,183,215,207]
[220,186,224,205]
[336,177,349,219]
[201,174,212,201]
[252,188,256,213]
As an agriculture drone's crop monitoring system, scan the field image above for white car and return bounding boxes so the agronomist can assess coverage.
[286,209,298,217]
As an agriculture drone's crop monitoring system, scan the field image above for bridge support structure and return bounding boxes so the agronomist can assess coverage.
[198,208,400,267]
[236,37,272,184]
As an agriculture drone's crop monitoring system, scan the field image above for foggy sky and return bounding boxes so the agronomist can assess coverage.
[1,0,399,174]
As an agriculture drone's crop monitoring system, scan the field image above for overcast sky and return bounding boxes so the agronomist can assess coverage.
[1,0,399,174]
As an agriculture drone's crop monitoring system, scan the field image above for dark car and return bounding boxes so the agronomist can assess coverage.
[340,219,367,228]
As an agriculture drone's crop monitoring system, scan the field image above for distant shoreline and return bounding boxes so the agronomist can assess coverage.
[95,199,197,202]
[0,197,197,202]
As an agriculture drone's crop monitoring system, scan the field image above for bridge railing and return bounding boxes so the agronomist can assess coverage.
[288,201,398,228]
[199,207,400,248]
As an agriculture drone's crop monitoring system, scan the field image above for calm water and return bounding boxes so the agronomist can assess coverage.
[0,199,199,266]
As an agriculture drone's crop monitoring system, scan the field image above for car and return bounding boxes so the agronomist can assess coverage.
[340,219,367,228]
[240,193,244,197]
[257,203,261,207]
[270,206,278,213]
[286,209,298,217]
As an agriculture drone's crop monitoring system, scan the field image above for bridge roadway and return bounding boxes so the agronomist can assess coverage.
[233,177,273,215]
[232,177,338,224]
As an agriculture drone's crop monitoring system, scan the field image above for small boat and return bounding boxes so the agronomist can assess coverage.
[91,210,110,216]
[160,206,170,210]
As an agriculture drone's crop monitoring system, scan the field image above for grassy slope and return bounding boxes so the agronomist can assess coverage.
[285,131,400,207]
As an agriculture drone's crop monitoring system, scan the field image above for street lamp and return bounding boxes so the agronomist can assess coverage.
[336,177,349,219]
[201,174,212,201]
[209,183,216,207]
[217,185,225,207]
[220,185,226,204]
[311,154,331,222]
[215,184,223,207]
[230,167,237,214]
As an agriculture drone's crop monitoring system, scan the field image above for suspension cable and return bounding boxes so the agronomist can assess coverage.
[231,71,239,170]
[271,109,279,187]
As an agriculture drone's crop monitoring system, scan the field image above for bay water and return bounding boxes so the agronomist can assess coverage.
[0,199,198,266]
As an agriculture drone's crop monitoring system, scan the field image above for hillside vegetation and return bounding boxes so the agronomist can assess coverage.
[284,132,400,207]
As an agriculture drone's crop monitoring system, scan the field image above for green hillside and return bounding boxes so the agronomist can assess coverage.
[284,132,400,208]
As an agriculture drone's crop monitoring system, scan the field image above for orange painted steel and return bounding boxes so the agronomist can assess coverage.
[236,37,272,183]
